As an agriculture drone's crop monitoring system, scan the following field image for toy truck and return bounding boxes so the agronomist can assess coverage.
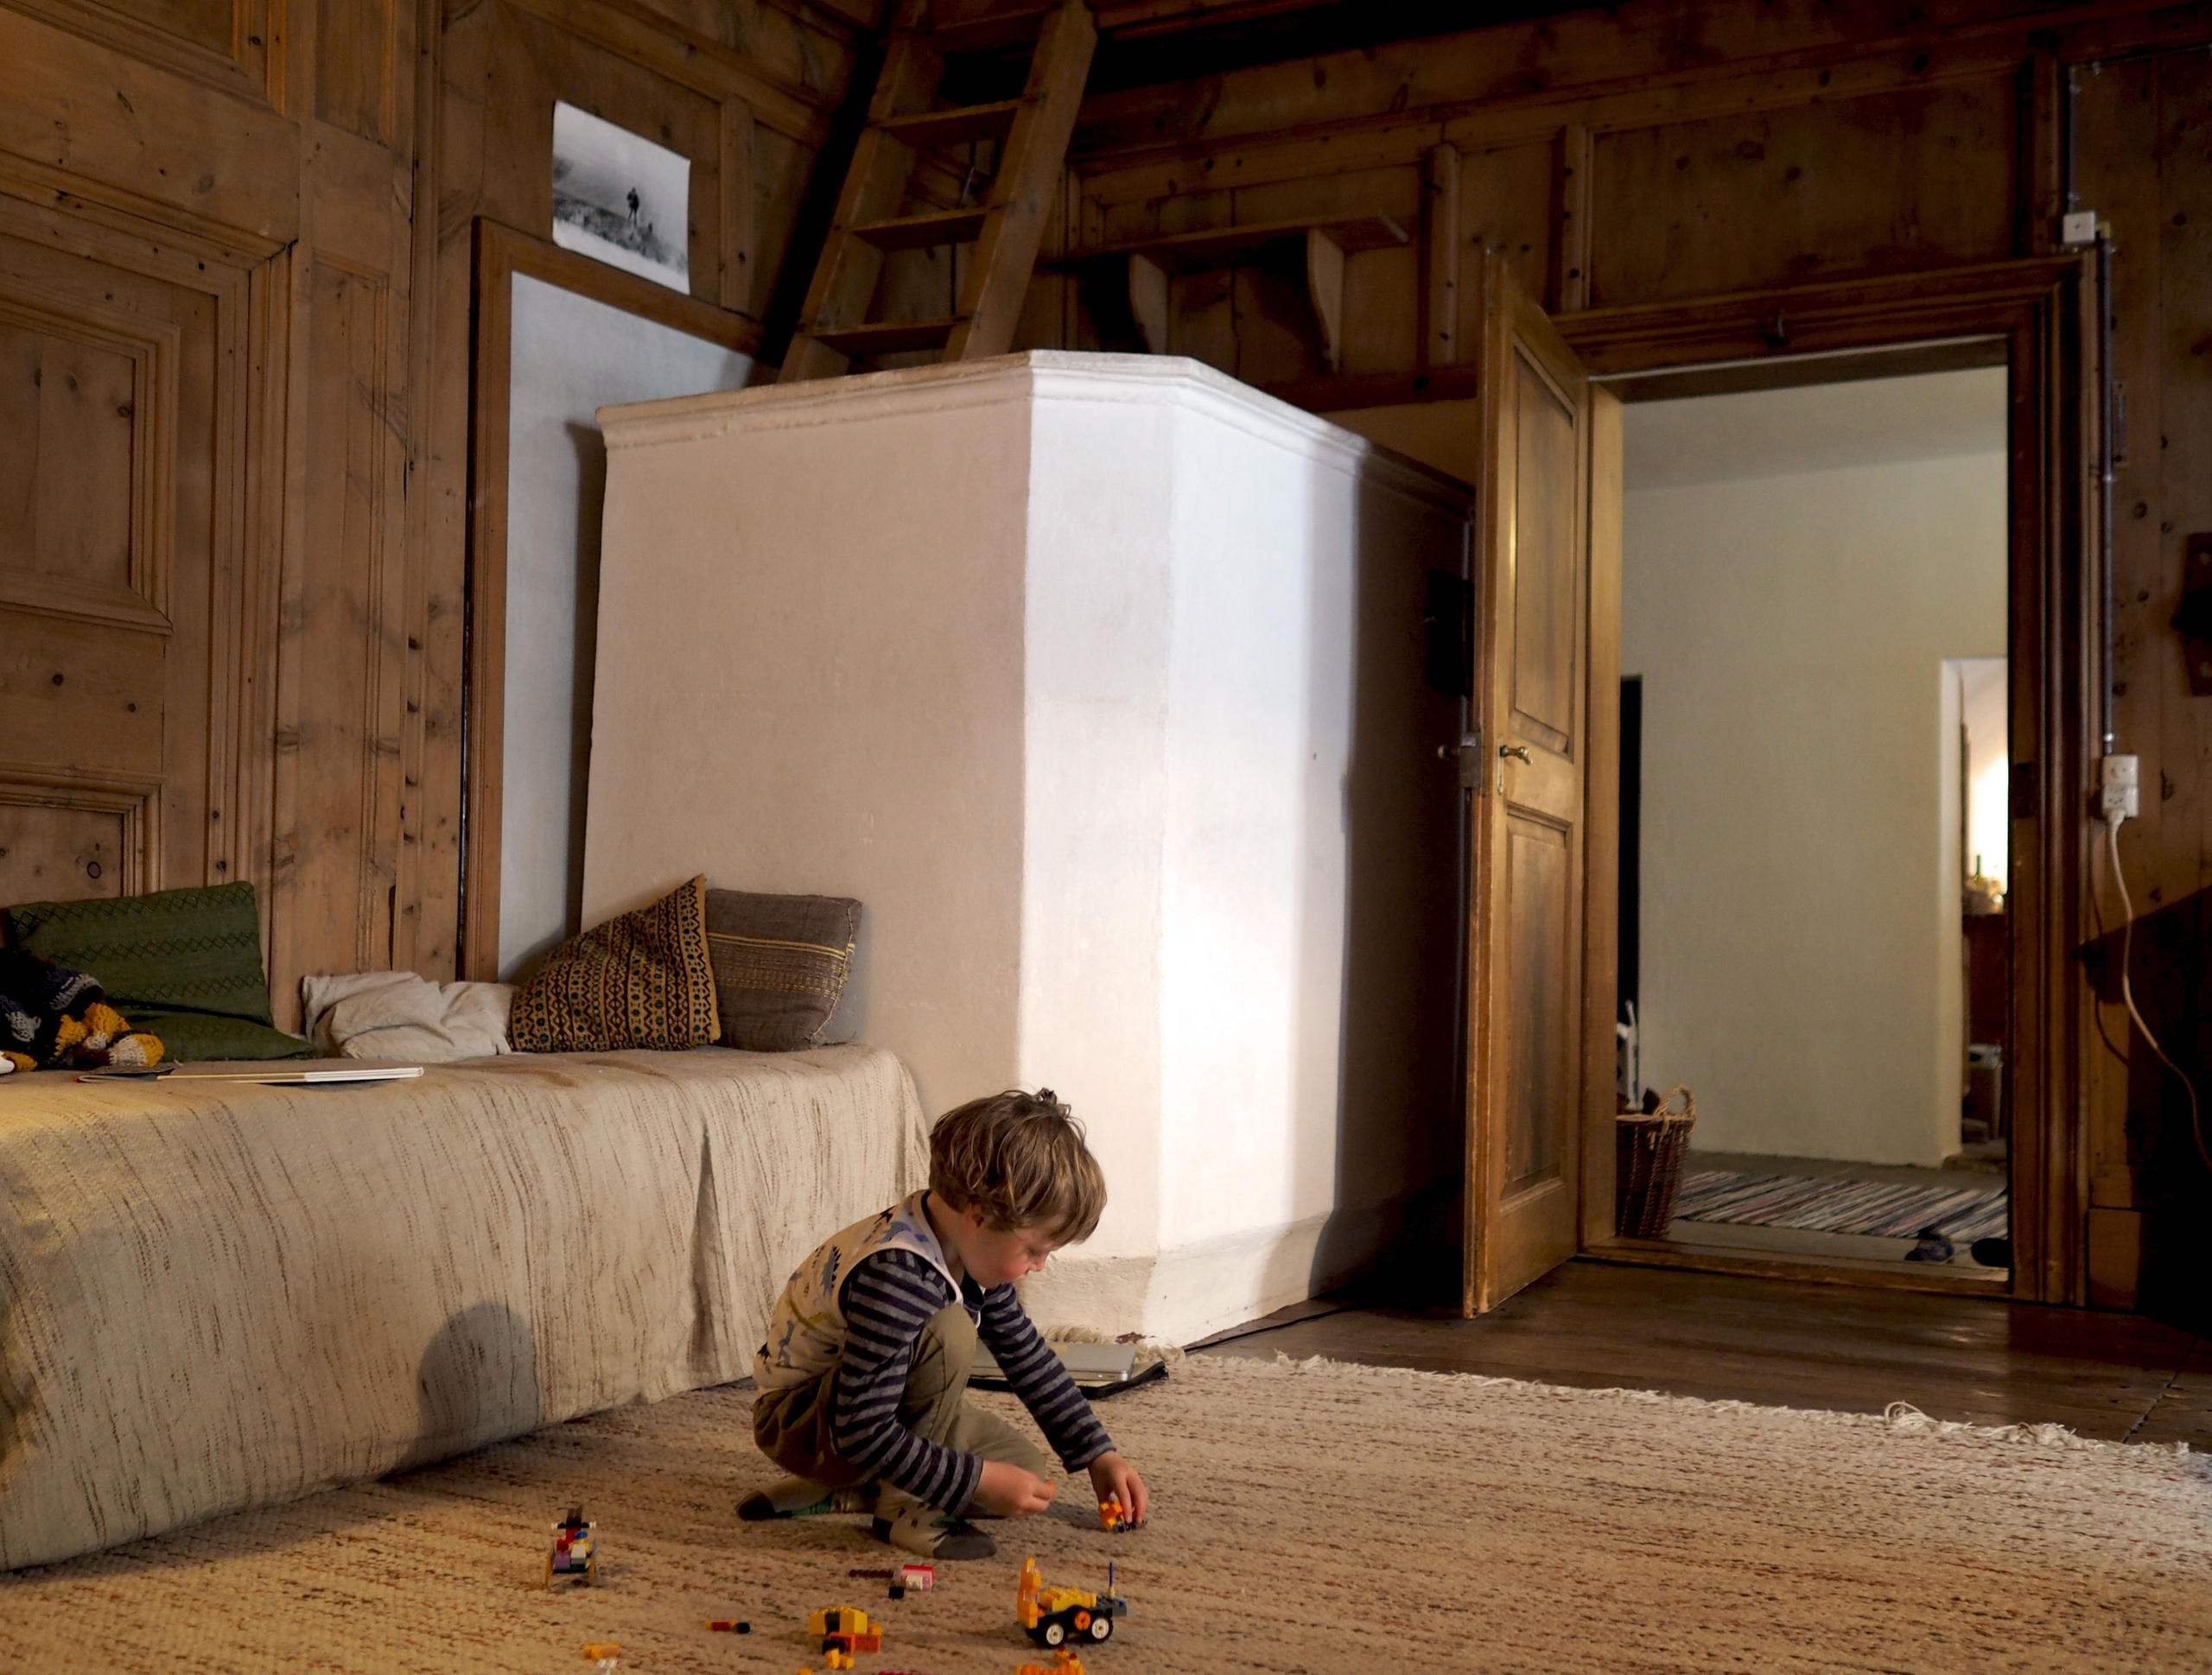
[808,1605,883,1657]
[546,1506,597,1588]
[1016,1557,1129,1648]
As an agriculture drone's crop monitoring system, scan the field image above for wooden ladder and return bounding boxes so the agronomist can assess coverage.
[778,0,1097,383]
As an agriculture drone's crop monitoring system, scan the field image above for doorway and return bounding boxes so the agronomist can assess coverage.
[1327,255,2094,1310]
[1613,366,2012,1278]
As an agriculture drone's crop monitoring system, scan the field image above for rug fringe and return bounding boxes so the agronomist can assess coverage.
[1255,1351,2191,1458]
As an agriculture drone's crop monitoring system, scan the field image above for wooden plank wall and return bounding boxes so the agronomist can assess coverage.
[0,0,865,1025]
[417,0,859,981]
[1007,0,2212,1310]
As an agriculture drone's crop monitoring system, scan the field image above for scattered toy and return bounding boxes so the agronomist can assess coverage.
[705,1619,753,1633]
[1017,1653,1087,1675]
[1015,1556,1129,1648]
[581,1645,620,1674]
[546,1506,598,1588]
[809,1604,883,1657]
[1096,1494,1136,1533]
[851,1561,935,1594]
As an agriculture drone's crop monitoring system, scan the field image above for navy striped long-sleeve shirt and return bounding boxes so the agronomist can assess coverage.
[830,1247,1115,1513]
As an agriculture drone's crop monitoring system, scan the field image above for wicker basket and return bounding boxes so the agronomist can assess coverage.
[1614,1086,1696,1239]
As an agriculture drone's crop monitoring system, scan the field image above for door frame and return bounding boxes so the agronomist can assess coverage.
[1554,255,2097,1307]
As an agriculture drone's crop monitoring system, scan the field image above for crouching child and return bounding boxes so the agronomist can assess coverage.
[742,1088,1150,1560]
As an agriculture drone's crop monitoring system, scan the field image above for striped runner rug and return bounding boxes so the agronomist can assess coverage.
[1675,1169,2009,1242]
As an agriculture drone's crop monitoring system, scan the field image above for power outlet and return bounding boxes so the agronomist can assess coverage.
[2101,753,2140,822]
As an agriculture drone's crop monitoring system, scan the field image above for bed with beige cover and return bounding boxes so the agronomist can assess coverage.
[0,1044,925,1570]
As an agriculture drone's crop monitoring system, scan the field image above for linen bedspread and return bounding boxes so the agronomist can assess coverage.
[0,1045,926,1570]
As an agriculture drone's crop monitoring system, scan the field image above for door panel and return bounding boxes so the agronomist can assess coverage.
[1510,352,1580,754]
[1465,251,1615,1315]
[1504,815,1572,1196]
[0,210,220,904]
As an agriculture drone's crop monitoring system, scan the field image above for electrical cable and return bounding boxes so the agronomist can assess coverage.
[2104,812,2212,1175]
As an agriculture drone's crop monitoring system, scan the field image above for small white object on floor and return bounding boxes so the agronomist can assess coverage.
[301,970,514,1062]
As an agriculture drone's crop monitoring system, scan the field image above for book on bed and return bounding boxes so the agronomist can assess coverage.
[77,1063,426,1084]
[969,1337,1167,1398]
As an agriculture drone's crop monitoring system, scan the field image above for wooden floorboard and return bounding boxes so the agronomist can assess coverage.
[1196,1258,2207,1443]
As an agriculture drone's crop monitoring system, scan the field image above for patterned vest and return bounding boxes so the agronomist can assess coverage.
[753,1190,965,1396]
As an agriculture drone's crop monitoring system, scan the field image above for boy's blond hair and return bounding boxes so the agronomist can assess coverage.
[928,1088,1105,1242]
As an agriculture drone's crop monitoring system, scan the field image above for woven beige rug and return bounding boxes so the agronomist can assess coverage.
[5,1353,2209,1673]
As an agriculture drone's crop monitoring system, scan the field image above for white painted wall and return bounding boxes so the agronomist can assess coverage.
[1622,443,2006,1166]
[1957,657,2009,889]
[585,352,1468,1342]
[499,275,751,980]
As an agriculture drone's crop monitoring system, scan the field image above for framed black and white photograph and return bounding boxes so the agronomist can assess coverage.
[551,101,690,294]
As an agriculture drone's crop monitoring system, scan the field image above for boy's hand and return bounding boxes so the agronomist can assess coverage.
[972,1460,1058,1517]
[1087,1450,1147,1527]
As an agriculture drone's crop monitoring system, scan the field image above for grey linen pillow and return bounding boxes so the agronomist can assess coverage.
[703,889,861,1050]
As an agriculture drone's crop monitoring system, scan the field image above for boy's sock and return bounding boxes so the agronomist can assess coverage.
[737,1476,875,1521]
[871,1501,995,1561]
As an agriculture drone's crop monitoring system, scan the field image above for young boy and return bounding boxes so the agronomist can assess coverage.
[742,1088,1150,1561]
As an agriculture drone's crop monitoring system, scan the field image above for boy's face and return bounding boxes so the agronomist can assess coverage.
[955,1204,1065,1289]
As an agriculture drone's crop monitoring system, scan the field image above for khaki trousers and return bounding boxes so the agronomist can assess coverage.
[753,1302,1046,1521]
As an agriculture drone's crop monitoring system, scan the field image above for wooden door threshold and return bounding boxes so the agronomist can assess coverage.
[1581,1237,2014,1297]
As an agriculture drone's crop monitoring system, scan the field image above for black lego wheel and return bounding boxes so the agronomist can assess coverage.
[1089,1615,1114,1642]
[1042,1621,1066,1647]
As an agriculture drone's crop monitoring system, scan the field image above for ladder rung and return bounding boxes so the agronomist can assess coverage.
[806,317,961,356]
[850,207,989,251]
[877,99,1023,151]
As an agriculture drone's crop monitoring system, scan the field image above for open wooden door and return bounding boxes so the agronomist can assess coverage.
[1463,253,1622,1315]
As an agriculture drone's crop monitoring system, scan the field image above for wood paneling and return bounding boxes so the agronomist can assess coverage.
[5,0,273,100]
[1589,79,2018,305]
[0,805,130,902]
[270,257,406,979]
[0,7,297,244]
[2073,48,2212,1319]
[0,314,143,596]
[320,0,400,142]
[0,206,235,910]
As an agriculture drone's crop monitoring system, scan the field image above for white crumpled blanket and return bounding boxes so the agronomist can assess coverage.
[299,971,515,1062]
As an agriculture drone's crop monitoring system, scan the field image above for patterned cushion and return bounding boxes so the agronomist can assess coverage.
[5,882,276,1025]
[705,889,861,1051]
[509,876,721,1053]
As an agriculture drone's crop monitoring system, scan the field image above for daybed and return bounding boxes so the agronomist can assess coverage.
[0,1044,925,1570]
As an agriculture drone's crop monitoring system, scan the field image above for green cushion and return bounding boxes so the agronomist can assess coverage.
[6,882,276,1025]
[124,1009,315,1062]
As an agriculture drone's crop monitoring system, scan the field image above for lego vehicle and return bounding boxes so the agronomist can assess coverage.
[1016,1557,1129,1648]
[546,1506,597,1588]
[1097,1494,1135,1533]
[808,1605,883,1657]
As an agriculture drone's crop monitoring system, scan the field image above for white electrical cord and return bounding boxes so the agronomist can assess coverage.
[2104,811,2212,1174]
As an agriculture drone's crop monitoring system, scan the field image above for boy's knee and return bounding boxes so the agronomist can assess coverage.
[905,1304,977,1405]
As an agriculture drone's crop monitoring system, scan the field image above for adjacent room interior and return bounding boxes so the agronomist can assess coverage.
[1615,361,2016,1273]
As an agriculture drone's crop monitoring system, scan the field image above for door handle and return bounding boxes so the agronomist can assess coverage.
[1499,744,1532,764]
